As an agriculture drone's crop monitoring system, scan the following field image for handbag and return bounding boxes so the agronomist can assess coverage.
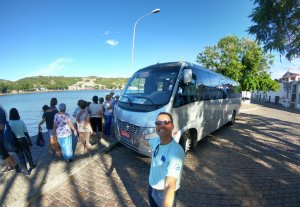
[3,121,19,152]
[36,127,45,147]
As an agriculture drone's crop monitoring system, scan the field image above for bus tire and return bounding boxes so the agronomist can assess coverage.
[179,131,191,153]
[228,110,236,126]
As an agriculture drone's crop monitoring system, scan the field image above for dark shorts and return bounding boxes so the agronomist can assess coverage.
[90,117,102,132]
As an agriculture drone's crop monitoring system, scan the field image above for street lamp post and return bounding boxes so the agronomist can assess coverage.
[131,8,160,69]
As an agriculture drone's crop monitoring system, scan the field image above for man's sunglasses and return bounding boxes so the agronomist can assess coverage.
[155,120,172,126]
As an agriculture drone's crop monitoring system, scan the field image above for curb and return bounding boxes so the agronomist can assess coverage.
[9,139,119,207]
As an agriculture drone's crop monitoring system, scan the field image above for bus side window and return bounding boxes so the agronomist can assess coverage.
[173,74,197,107]
[182,74,197,104]
[195,69,211,101]
[173,82,184,107]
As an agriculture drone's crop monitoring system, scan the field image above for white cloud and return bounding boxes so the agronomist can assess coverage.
[33,57,73,76]
[104,31,110,35]
[105,39,119,47]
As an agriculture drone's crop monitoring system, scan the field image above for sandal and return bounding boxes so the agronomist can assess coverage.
[2,166,14,173]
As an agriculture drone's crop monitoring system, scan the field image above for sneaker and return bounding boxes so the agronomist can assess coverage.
[22,169,30,176]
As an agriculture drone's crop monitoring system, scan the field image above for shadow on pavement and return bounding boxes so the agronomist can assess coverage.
[91,142,150,206]
[180,111,300,206]
[2,105,299,206]
[0,134,100,207]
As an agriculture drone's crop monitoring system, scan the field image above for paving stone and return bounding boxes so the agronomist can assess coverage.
[2,104,300,207]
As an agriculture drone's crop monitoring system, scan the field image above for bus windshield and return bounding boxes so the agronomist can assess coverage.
[119,65,180,111]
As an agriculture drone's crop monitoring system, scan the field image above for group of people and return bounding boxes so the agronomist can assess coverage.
[0,91,119,175]
[0,105,36,176]
[38,91,119,162]
[1,91,185,206]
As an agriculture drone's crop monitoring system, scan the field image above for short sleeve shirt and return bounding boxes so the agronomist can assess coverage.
[76,109,91,132]
[9,120,28,138]
[43,108,58,129]
[103,101,113,116]
[89,103,101,117]
[54,113,72,138]
[148,137,185,190]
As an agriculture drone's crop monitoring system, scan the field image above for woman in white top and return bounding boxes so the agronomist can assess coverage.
[88,96,103,138]
[9,108,35,175]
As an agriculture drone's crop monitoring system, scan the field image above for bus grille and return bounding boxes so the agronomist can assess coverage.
[118,119,140,135]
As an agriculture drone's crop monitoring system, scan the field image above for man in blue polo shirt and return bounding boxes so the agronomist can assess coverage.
[147,112,185,207]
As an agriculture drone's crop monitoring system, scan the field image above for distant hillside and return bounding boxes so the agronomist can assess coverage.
[0,76,128,94]
[0,79,13,83]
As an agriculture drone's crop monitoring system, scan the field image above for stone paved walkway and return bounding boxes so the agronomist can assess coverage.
[1,102,299,207]
[0,133,117,207]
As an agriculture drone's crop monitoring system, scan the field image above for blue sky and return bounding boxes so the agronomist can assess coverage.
[1,0,299,81]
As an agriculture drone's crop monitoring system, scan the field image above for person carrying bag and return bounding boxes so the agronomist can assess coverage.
[36,126,45,147]
[1,105,21,174]
[9,108,36,176]
[3,121,19,153]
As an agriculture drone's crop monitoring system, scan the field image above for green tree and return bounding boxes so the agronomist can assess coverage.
[197,35,280,92]
[248,0,300,60]
[0,81,12,93]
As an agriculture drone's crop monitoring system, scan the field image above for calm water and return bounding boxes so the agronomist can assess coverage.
[0,90,121,136]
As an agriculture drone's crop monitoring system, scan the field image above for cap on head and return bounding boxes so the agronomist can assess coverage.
[58,103,66,112]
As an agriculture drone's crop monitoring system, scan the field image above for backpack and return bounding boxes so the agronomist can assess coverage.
[3,121,19,152]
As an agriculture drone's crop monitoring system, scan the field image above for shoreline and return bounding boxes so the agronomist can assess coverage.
[0,89,120,96]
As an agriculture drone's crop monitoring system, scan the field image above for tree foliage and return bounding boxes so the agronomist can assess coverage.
[248,0,300,60]
[0,80,13,93]
[197,35,280,92]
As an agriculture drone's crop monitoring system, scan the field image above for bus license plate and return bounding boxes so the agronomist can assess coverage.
[121,130,130,139]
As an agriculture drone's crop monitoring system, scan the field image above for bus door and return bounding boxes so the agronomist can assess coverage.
[172,68,209,140]
[194,68,212,137]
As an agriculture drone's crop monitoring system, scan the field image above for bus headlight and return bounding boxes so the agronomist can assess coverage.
[143,127,157,140]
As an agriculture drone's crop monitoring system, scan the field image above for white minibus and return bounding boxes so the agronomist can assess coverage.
[114,61,241,156]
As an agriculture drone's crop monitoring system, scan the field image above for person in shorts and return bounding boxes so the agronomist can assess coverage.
[39,104,59,155]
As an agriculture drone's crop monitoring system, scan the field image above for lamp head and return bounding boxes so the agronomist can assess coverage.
[151,8,160,14]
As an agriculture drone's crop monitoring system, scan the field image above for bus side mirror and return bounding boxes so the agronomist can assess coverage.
[183,69,192,84]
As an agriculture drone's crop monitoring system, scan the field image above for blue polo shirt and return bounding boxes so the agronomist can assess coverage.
[149,137,185,191]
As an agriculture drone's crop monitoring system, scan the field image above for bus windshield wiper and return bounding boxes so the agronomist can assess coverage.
[133,96,156,106]
[122,95,133,106]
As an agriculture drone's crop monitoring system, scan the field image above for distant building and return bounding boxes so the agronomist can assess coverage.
[252,71,300,109]
[68,78,105,90]
[279,71,300,82]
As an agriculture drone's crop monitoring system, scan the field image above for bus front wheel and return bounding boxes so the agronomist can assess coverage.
[228,110,236,126]
[179,131,191,153]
